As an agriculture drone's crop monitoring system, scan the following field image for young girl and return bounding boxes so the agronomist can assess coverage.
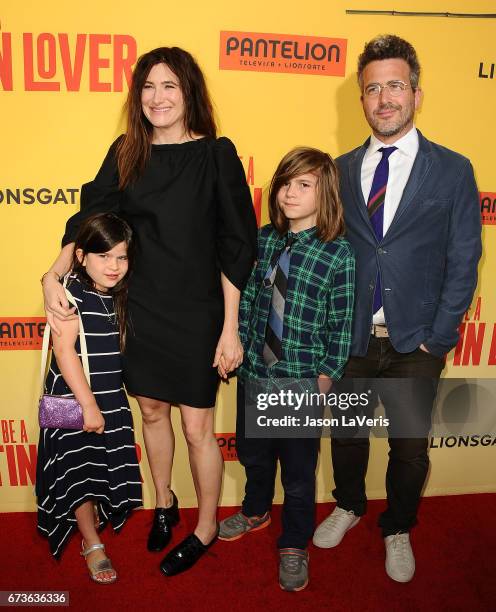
[219,148,355,591]
[36,212,142,583]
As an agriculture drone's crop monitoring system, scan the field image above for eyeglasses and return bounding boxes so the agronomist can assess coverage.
[363,80,410,97]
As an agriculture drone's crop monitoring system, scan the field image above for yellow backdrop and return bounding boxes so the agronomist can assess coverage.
[1,0,495,511]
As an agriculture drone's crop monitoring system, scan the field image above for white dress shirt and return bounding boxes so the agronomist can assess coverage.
[361,126,419,324]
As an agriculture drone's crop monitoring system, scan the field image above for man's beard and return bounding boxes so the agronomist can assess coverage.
[369,102,414,138]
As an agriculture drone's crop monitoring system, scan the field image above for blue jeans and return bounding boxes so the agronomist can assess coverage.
[236,380,319,549]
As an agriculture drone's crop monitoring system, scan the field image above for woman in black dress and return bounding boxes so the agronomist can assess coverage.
[42,47,257,575]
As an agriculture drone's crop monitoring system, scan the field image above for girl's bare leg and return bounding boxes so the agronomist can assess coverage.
[75,501,115,581]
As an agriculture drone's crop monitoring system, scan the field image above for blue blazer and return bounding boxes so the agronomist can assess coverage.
[338,130,482,357]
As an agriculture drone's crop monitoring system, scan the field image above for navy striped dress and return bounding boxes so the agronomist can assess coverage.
[36,275,143,558]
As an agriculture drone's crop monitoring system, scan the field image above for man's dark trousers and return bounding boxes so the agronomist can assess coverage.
[331,335,445,536]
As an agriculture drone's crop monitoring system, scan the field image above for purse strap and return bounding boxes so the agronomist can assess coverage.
[39,275,90,399]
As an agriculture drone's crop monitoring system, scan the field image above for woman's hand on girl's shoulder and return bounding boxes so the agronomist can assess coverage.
[82,402,105,434]
[42,272,77,335]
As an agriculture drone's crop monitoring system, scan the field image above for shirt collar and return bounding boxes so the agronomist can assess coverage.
[287,226,317,244]
[368,125,419,159]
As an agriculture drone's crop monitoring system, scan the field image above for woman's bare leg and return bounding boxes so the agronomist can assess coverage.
[136,395,175,508]
[179,405,222,544]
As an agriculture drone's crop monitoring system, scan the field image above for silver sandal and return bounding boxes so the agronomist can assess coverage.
[80,541,117,584]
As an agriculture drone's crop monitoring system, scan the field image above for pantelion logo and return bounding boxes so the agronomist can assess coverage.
[480,192,496,225]
[220,31,347,76]
[0,318,46,350]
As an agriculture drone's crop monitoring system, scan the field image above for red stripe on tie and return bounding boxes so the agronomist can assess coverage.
[368,184,387,208]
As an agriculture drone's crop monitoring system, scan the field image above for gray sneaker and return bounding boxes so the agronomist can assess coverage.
[385,533,415,583]
[313,506,360,548]
[279,548,309,591]
[218,511,271,541]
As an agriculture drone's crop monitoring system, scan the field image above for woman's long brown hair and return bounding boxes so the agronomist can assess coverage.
[268,147,345,242]
[116,47,217,189]
[71,213,134,351]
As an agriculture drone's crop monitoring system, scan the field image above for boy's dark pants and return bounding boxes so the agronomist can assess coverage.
[236,380,319,550]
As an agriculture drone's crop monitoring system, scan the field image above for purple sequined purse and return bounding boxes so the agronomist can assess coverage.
[38,280,90,430]
[39,395,84,429]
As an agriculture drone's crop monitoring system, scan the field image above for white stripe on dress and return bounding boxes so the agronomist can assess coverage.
[54,443,136,464]
[53,493,142,518]
[100,407,129,415]
[48,461,108,489]
[51,445,104,464]
[58,430,84,440]
[81,311,114,317]
[108,462,139,471]
[103,426,133,434]
[55,478,110,501]
[53,526,75,556]
[91,370,122,374]
[77,351,120,356]
[42,491,142,518]
[85,332,119,336]
[83,290,113,298]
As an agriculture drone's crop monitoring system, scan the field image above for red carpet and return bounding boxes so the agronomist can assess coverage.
[0,494,494,611]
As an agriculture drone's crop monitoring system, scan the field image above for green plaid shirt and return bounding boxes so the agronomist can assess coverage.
[238,224,355,381]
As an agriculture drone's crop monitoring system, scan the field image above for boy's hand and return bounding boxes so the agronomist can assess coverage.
[318,374,333,394]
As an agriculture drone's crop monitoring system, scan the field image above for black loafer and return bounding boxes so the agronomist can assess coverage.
[160,530,217,576]
[147,491,180,552]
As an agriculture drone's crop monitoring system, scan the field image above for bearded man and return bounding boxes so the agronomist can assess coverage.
[313,34,482,583]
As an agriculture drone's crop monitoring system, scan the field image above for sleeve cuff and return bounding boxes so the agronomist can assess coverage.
[318,360,345,381]
[422,341,448,358]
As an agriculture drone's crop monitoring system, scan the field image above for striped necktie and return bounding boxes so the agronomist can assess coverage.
[263,235,296,367]
[367,146,397,313]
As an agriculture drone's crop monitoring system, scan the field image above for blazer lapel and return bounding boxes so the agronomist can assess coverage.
[386,131,433,232]
[348,138,377,240]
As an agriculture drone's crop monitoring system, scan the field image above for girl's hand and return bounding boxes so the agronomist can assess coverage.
[213,328,243,379]
[42,272,77,335]
[82,403,105,434]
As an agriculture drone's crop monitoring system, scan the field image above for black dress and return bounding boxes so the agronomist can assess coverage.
[36,276,143,558]
[63,137,257,407]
